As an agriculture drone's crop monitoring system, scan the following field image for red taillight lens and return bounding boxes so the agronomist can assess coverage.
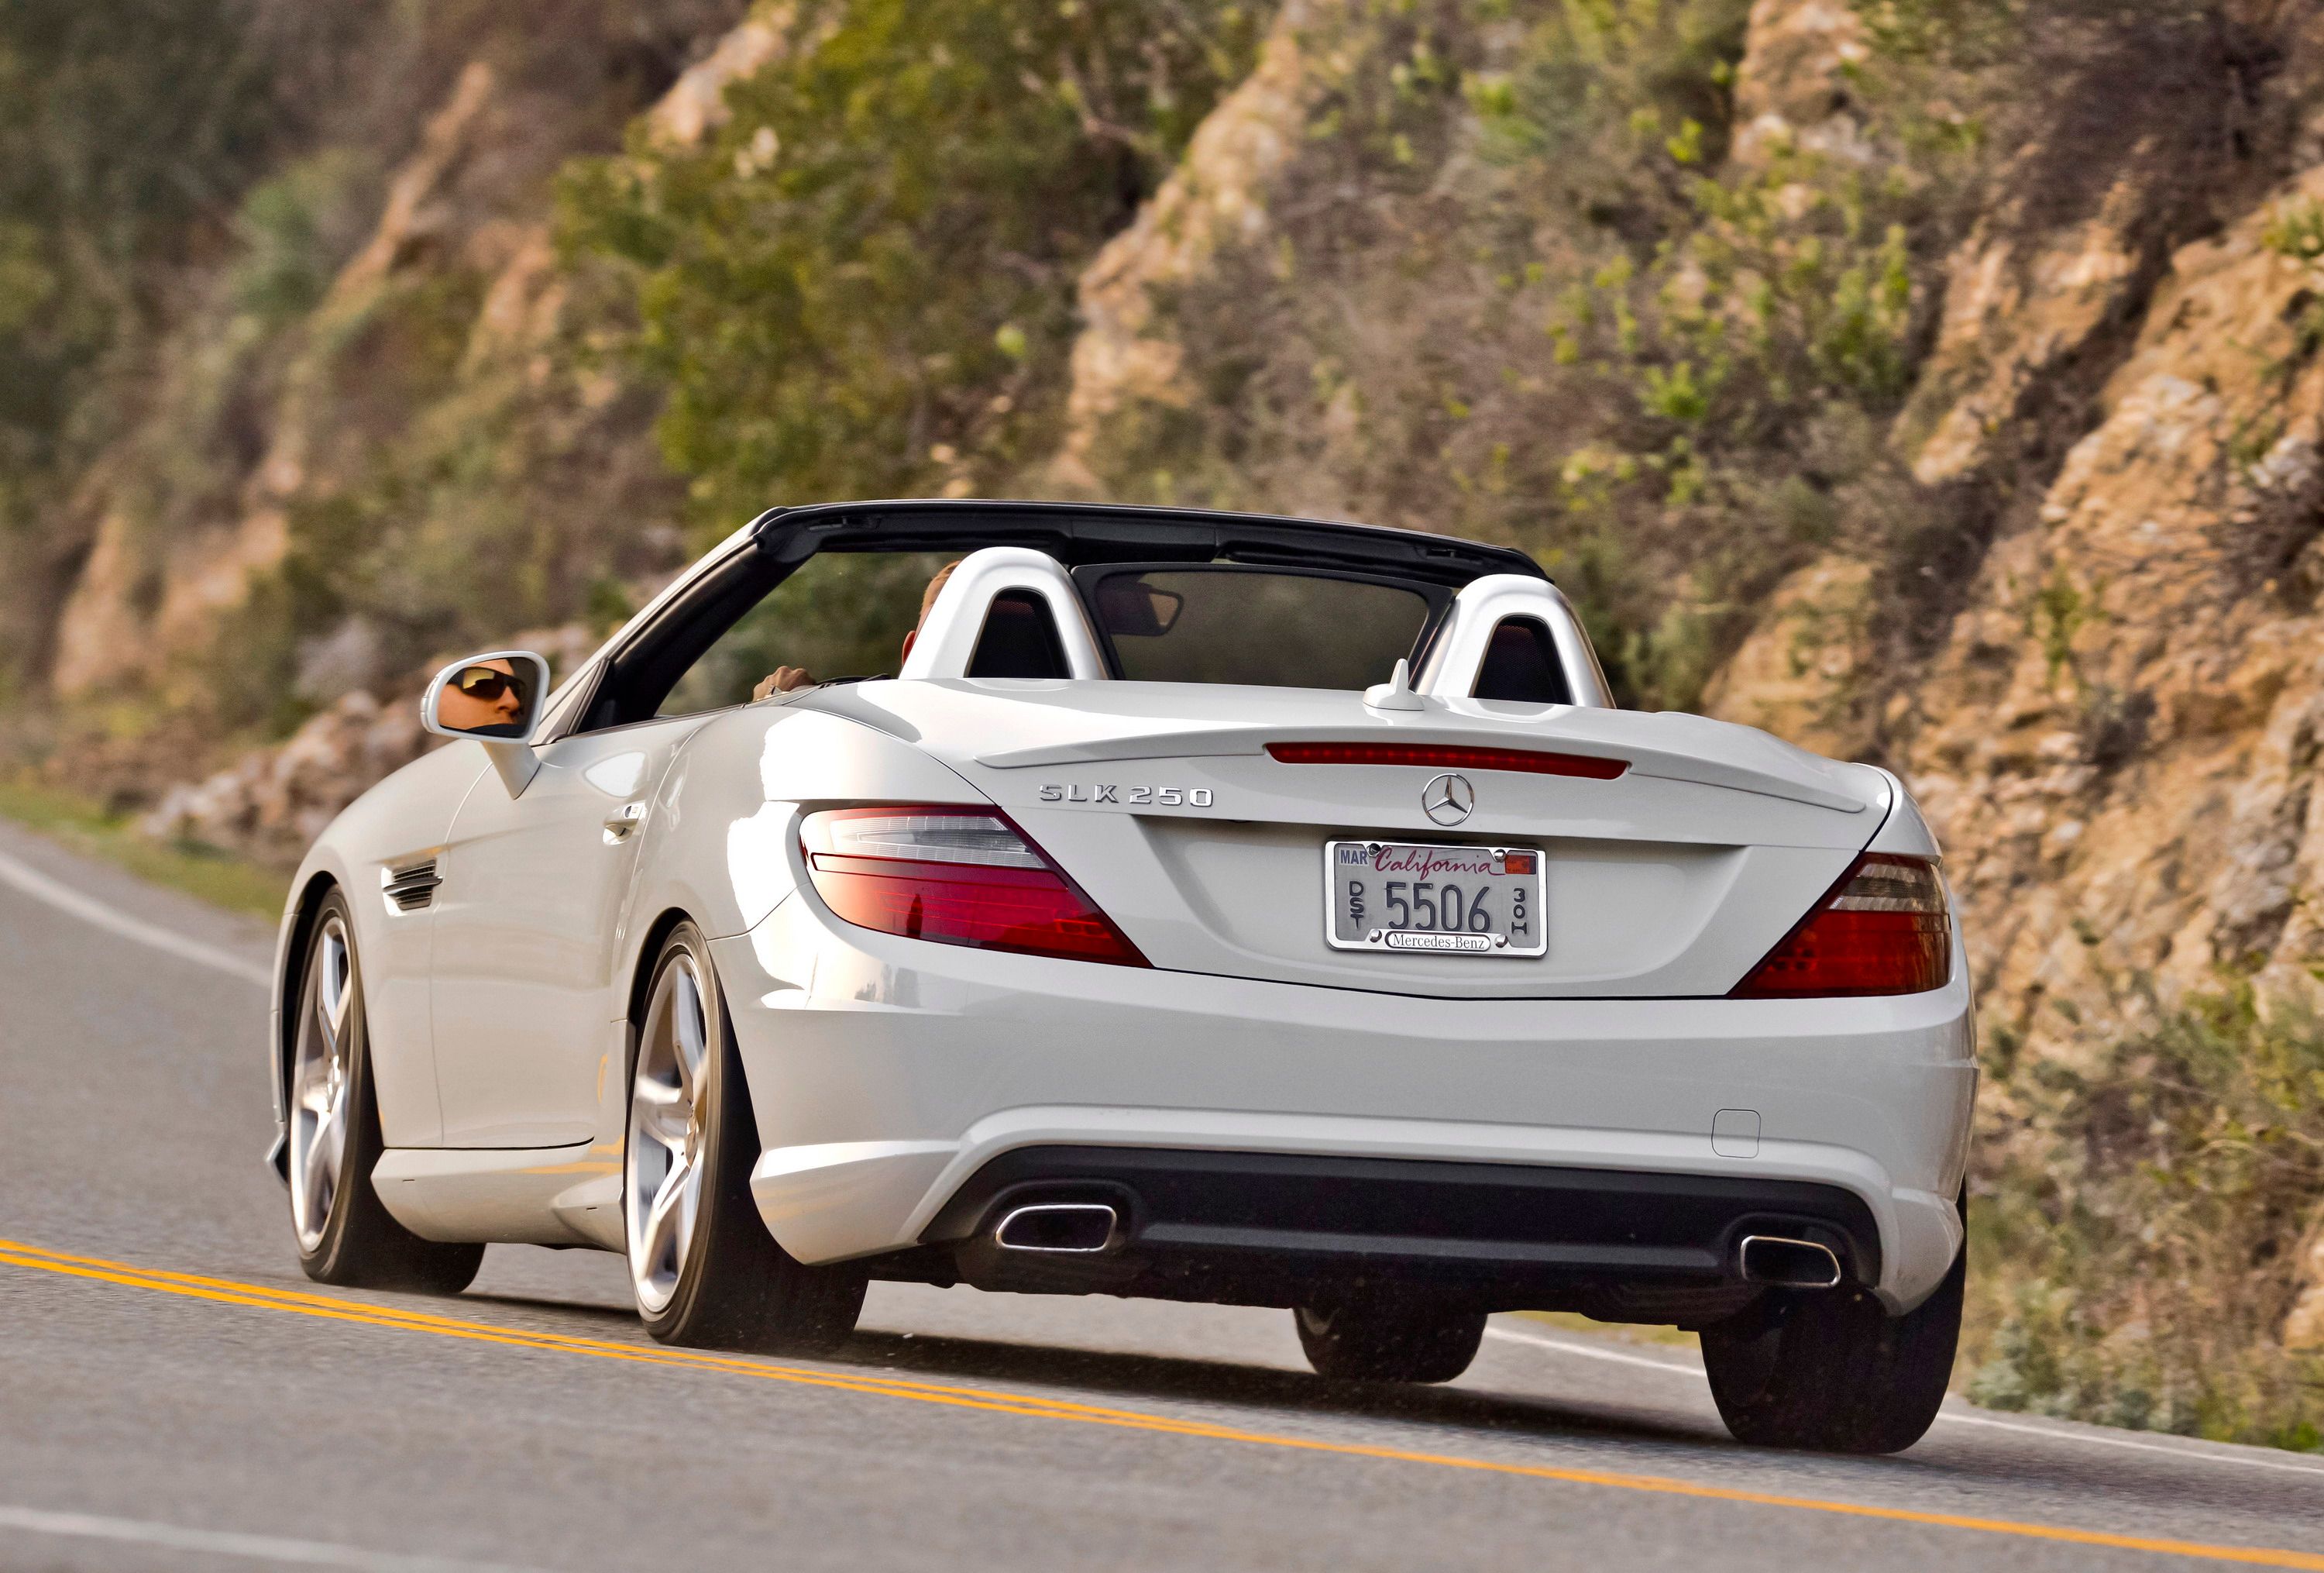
[1731,854,1951,998]
[799,807,1147,967]
[1266,742,1627,780]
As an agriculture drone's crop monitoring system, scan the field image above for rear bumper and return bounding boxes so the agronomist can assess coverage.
[712,894,1975,1313]
[901,1145,1880,1321]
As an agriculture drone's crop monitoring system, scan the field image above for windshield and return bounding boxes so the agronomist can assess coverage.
[1087,567,1437,691]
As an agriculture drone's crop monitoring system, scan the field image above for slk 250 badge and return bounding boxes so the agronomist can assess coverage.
[1038,783,1215,807]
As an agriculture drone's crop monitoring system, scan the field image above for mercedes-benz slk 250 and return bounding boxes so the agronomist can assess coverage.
[267,500,1974,1453]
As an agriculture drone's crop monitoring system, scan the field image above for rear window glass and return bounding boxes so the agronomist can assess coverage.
[1090,569,1434,691]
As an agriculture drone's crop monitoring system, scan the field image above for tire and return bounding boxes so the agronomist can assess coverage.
[1294,1298,1487,1384]
[288,891,485,1294]
[624,923,865,1354]
[1700,1242,1965,1453]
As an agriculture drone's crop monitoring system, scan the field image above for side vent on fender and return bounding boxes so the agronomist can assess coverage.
[382,859,442,914]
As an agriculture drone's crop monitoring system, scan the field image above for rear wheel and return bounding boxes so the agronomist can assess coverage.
[1700,1243,1965,1453]
[624,924,865,1354]
[1294,1298,1486,1384]
[288,892,484,1293]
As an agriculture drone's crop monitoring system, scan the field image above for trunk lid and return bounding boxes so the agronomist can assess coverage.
[796,680,1890,999]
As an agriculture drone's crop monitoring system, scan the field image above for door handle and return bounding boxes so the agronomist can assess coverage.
[603,801,647,844]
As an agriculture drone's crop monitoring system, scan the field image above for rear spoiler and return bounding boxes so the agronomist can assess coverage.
[979,723,1879,814]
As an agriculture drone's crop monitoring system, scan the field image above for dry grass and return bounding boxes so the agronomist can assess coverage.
[0,776,287,921]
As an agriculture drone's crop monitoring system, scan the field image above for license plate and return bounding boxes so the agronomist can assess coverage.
[1323,840,1546,956]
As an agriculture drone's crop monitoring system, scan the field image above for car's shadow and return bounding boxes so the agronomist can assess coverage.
[854,1325,1724,1445]
[456,1286,2324,1520]
[462,1286,1719,1449]
[836,1327,2324,1523]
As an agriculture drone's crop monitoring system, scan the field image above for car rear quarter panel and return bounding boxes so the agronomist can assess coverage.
[584,702,995,1157]
[621,704,995,948]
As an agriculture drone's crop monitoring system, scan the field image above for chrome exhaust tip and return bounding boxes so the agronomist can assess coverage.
[993,1202,1120,1254]
[1738,1234,1844,1290]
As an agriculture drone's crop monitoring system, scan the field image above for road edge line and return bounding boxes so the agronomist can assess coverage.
[0,843,270,987]
[0,1503,541,1572]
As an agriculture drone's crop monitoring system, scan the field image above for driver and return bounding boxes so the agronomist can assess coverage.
[752,560,960,700]
[435,657,528,731]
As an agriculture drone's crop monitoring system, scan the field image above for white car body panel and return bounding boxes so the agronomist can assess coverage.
[270,501,1975,1324]
[370,1143,624,1250]
[428,714,709,1148]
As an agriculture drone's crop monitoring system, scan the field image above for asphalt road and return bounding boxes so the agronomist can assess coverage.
[2,819,2321,1573]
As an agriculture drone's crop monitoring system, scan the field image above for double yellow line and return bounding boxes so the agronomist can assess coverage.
[2,1236,2317,1569]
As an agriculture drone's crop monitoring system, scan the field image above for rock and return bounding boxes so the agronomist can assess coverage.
[141,621,596,863]
[1050,0,1353,487]
[48,5,783,702]
[294,618,389,704]
[332,61,502,300]
[47,63,507,701]
[143,690,433,864]
[1899,167,2149,487]
[2285,1216,2324,1349]
[1701,555,1875,760]
[1729,0,1873,167]
[643,9,789,150]
[1884,159,2324,1059]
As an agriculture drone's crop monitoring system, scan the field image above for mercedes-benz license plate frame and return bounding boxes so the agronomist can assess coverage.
[1322,840,1547,956]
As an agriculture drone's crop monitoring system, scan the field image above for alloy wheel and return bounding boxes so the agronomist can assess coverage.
[288,914,355,1252]
[626,949,712,1314]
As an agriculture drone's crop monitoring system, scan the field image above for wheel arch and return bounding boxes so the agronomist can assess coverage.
[271,870,345,1181]
[625,907,698,1035]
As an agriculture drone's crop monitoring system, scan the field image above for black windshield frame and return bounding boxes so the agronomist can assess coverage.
[555,500,1545,736]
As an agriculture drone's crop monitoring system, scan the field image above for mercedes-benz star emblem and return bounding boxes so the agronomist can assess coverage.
[1422,772,1475,827]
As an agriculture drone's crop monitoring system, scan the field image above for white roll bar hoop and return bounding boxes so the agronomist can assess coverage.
[899,550,1608,706]
[896,546,1110,682]
[1411,573,1613,708]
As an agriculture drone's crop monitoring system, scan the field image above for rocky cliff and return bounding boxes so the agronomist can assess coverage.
[1701,0,2324,1379]
[50,7,765,711]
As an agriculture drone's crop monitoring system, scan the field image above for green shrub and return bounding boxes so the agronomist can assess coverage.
[1968,976,2324,1450]
[1064,0,1973,711]
[227,149,379,326]
[2264,196,2324,265]
[559,0,1267,537]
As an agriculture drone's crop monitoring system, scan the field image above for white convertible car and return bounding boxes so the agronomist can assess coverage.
[268,501,1974,1452]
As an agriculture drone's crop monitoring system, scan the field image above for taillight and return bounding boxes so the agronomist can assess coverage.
[1266,742,1627,780]
[1731,854,1951,998]
[799,807,1147,967]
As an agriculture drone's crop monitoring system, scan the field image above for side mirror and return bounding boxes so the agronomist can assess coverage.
[421,651,550,742]
[422,650,550,795]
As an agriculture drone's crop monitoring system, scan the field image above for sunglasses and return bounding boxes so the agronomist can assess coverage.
[453,666,522,701]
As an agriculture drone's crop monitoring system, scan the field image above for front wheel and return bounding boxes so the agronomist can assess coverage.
[624,924,864,1354]
[1294,1298,1486,1384]
[288,892,484,1293]
[1700,1244,1965,1454]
